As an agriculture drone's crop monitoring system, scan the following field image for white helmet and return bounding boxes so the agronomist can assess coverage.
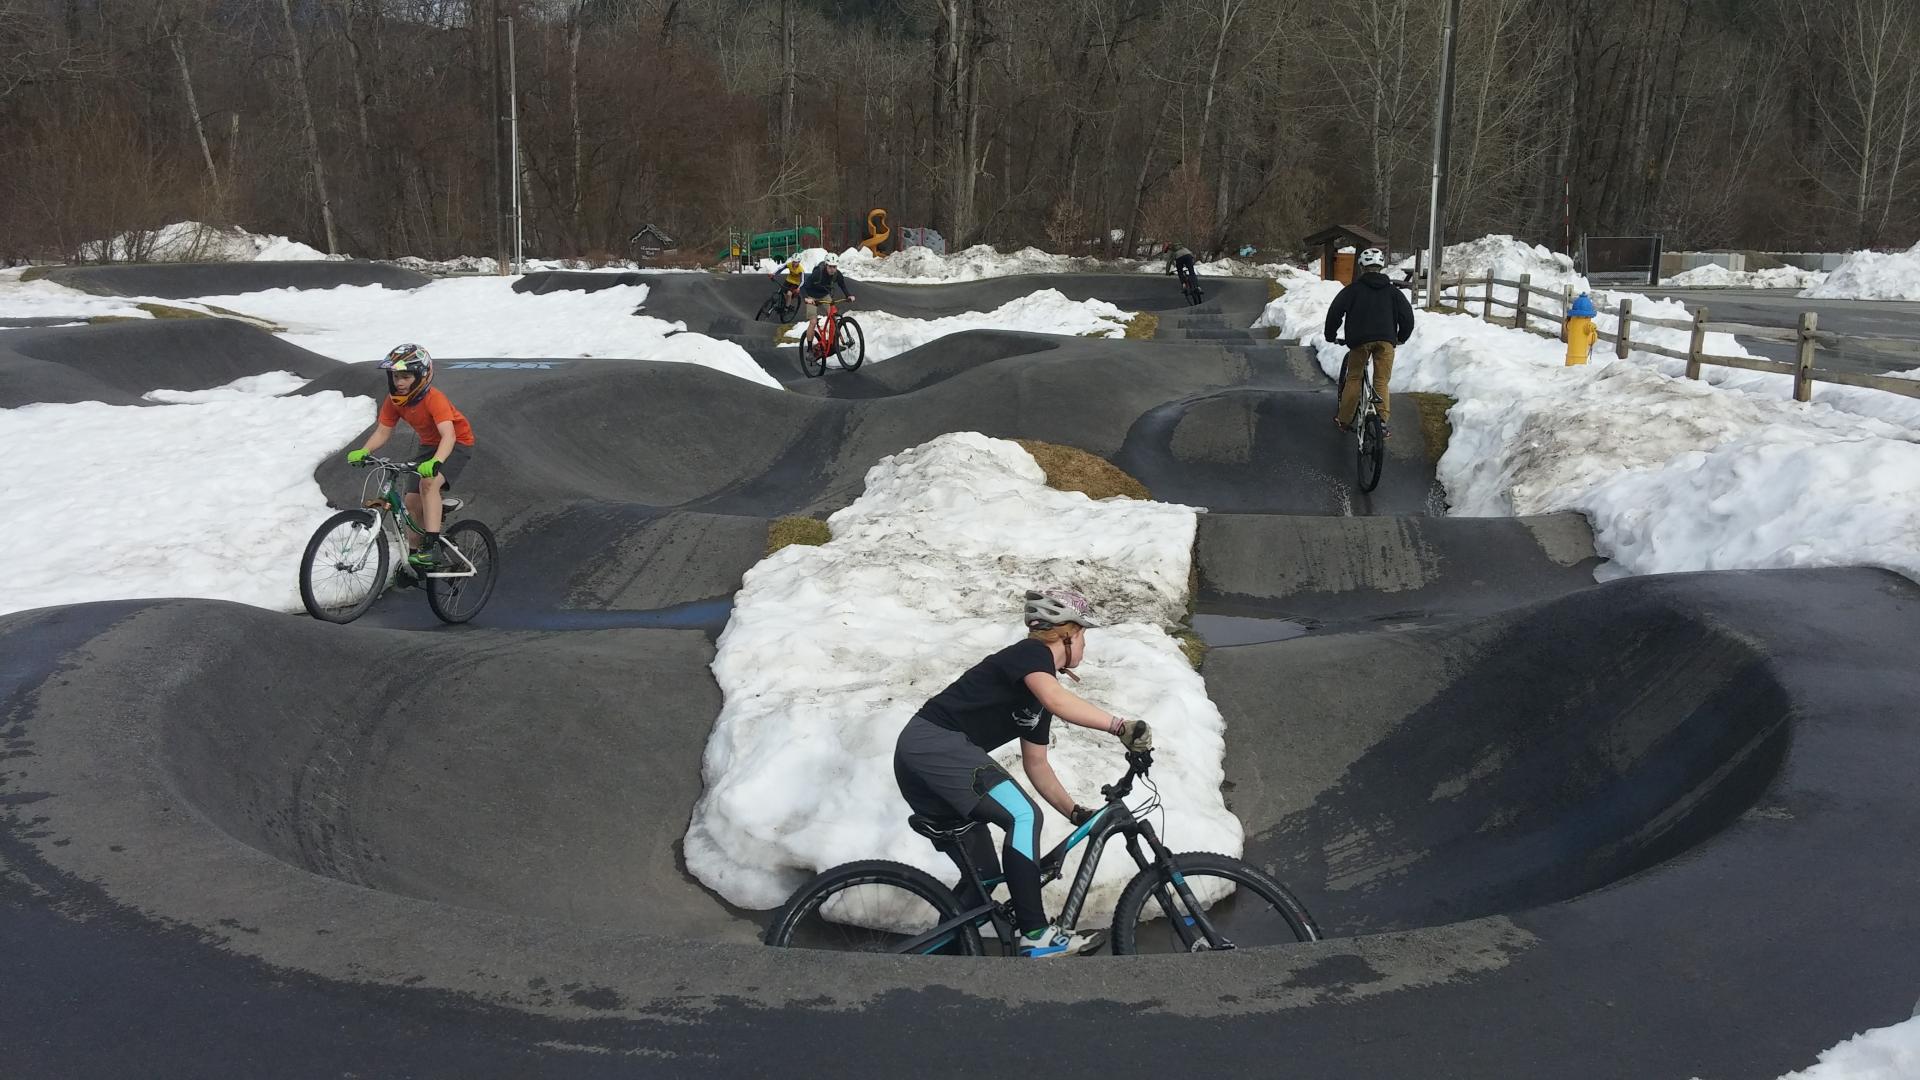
[822,252,840,267]
[1358,248,1387,269]
[1024,587,1101,630]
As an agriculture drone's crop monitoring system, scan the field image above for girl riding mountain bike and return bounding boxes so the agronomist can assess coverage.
[892,587,1153,958]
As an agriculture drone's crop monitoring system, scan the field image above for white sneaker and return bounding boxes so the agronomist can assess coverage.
[1017,923,1106,958]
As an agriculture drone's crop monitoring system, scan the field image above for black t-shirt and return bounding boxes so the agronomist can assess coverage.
[919,639,1057,751]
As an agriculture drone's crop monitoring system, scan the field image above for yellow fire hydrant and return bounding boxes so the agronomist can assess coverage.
[1565,293,1598,366]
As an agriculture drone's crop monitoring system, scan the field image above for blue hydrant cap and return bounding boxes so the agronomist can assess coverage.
[1570,293,1597,318]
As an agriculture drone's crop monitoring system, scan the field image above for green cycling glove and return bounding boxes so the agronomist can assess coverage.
[346,448,370,466]
[416,459,440,478]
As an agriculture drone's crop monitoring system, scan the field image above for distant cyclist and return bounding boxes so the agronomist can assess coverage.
[799,252,856,347]
[1164,243,1199,298]
[893,587,1153,958]
[343,344,474,572]
[769,254,805,311]
[1325,247,1415,437]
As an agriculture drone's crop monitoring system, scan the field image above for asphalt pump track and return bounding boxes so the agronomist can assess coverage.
[2,266,1916,1078]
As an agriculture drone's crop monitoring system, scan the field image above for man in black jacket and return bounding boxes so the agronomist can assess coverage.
[1324,247,1416,435]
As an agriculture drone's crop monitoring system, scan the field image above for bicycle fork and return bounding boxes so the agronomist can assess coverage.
[1129,822,1234,952]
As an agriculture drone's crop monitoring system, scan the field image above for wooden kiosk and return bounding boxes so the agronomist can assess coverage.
[1302,224,1391,284]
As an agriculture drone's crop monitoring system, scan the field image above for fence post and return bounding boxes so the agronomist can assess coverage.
[1686,306,1707,380]
[1794,311,1818,402]
[1515,273,1531,331]
[1616,298,1632,359]
[1483,271,1494,320]
[1561,286,1574,342]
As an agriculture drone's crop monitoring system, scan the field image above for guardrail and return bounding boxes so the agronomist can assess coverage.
[1414,271,1920,403]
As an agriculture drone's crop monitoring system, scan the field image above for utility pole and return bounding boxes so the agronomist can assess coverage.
[1423,0,1462,310]
[491,0,511,274]
[508,14,522,273]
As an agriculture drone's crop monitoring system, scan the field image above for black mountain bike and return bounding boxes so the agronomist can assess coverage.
[764,749,1319,955]
[755,284,800,324]
[1335,338,1387,493]
[1179,272,1205,306]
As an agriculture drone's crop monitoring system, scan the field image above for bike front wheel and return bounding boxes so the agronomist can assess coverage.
[1110,851,1319,955]
[799,333,827,377]
[834,316,865,370]
[299,509,389,624]
[426,519,499,624]
[755,294,782,322]
[1357,411,1385,492]
[765,860,985,956]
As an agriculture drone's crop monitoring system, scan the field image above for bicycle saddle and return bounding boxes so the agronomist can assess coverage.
[440,497,464,512]
[908,815,978,841]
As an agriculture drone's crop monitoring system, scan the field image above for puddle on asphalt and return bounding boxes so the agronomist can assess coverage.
[1190,613,1314,647]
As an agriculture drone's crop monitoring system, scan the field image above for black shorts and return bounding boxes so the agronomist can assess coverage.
[893,715,1011,822]
[408,443,471,493]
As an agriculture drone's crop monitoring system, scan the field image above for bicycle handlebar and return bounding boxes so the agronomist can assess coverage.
[1099,750,1154,803]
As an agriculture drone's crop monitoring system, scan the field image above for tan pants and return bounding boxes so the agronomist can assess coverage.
[1338,341,1395,426]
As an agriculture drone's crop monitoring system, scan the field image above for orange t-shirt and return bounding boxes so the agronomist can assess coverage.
[378,388,474,449]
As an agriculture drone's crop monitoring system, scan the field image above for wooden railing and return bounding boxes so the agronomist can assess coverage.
[1414,271,1920,403]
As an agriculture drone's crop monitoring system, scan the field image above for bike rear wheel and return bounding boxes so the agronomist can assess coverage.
[426,519,499,624]
[835,316,865,370]
[1110,851,1319,954]
[1357,411,1385,492]
[299,509,389,624]
[765,860,985,956]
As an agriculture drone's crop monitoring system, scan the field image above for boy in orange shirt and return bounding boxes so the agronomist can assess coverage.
[344,343,475,572]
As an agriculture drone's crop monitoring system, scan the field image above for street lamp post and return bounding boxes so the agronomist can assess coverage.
[1424,0,1463,310]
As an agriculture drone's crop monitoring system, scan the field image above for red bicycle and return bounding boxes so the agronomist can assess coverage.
[799,298,865,377]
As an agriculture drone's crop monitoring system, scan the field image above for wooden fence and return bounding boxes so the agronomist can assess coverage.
[1413,271,1920,403]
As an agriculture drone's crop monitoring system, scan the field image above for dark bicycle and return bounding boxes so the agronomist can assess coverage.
[755,284,800,324]
[1335,338,1387,493]
[1179,271,1205,307]
[764,748,1319,955]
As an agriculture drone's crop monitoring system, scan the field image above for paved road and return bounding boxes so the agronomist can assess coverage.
[1646,287,1920,374]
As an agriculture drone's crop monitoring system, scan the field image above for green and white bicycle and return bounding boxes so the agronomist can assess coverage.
[297,456,499,625]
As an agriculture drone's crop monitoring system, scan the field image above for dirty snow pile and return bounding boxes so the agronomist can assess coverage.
[833,243,1141,282]
[1802,239,1920,301]
[1398,234,1581,287]
[188,276,777,388]
[0,378,370,616]
[684,432,1232,917]
[1774,1013,1920,1080]
[80,221,337,263]
[1258,275,1920,583]
[779,288,1134,361]
[1665,263,1828,290]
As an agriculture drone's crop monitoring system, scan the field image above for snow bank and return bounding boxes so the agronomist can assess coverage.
[1257,275,1920,583]
[391,255,660,275]
[81,221,337,263]
[1775,1013,1920,1079]
[1398,234,1582,291]
[0,387,372,616]
[185,277,778,389]
[1665,263,1828,290]
[683,432,1233,916]
[1802,240,1920,300]
[778,288,1132,361]
[836,244,1142,283]
[0,272,157,321]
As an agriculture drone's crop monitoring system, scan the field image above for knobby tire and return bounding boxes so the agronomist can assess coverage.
[1109,851,1319,955]
[765,860,985,956]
